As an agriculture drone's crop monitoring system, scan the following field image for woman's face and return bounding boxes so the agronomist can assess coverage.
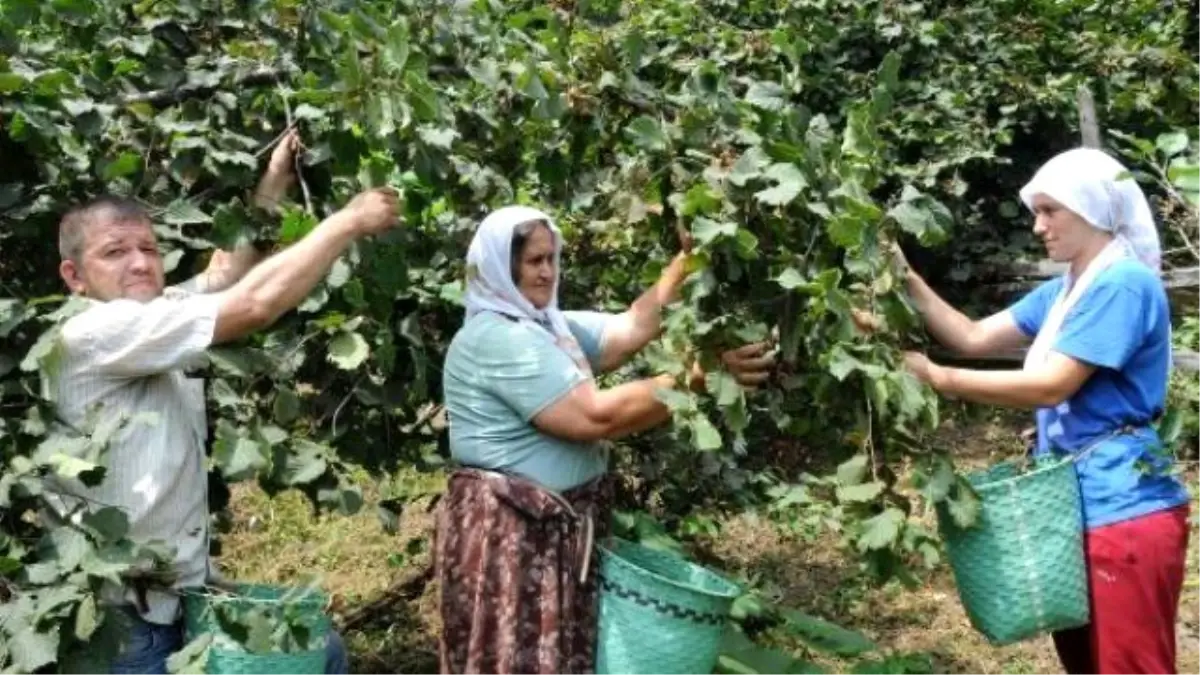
[1030,193,1098,263]
[515,223,557,309]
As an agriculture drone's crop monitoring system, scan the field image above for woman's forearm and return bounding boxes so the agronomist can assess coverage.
[593,374,677,438]
[930,365,1062,408]
[599,253,692,370]
[908,272,981,354]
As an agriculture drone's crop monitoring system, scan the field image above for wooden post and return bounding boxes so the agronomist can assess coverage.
[1077,84,1101,149]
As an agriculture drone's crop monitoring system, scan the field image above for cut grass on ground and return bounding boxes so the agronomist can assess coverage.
[215,414,1199,674]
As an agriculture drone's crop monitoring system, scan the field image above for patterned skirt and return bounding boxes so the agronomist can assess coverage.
[434,468,613,674]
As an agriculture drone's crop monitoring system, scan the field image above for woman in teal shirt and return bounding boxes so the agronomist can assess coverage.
[436,205,773,674]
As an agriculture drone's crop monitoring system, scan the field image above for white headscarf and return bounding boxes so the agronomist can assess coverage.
[1019,147,1163,374]
[1018,147,1161,272]
[463,205,593,376]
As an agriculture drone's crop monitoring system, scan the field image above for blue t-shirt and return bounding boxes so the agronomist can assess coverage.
[442,310,614,492]
[1009,259,1191,529]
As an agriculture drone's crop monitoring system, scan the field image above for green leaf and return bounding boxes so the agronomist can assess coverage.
[836,454,869,485]
[707,371,742,407]
[775,268,806,290]
[74,594,99,640]
[162,248,184,273]
[327,331,370,370]
[81,507,130,541]
[273,389,301,425]
[327,258,352,288]
[827,347,865,381]
[693,218,738,245]
[214,424,267,481]
[167,633,212,675]
[1157,408,1183,445]
[326,486,364,516]
[210,378,241,409]
[280,209,318,245]
[858,507,905,552]
[745,81,788,111]
[920,458,955,503]
[384,19,411,74]
[10,625,58,672]
[836,481,884,503]
[1168,163,1200,200]
[21,325,62,372]
[680,183,722,216]
[418,126,459,150]
[691,415,723,451]
[716,629,826,674]
[655,386,694,412]
[781,609,877,657]
[163,200,212,225]
[729,146,770,187]
[283,440,329,486]
[0,72,25,93]
[826,212,865,249]
[101,152,141,180]
[625,116,669,152]
[45,453,100,480]
[51,526,92,570]
[946,480,982,528]
[754,163,806,206]
[1156,130,1189,157]
[0,556,21,575]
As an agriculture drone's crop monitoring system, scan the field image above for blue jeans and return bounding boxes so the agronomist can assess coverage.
[109,608,349,674]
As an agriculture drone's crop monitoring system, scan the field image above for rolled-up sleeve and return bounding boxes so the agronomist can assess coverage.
[563,310,617,371]
[61,292,221,377]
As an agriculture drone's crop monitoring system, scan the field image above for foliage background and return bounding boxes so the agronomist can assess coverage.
[1,0,1196,671]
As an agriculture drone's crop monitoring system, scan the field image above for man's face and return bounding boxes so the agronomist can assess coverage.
[60,217,165,302]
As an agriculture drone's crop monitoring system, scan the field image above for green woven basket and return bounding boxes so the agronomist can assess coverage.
[596,538,741,674]
[936,456,1090,646]
[181,583,329,674]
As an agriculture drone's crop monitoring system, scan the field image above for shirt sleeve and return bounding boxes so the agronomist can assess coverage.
[1052,282,1147,370]
[61,292,221,377]
[563,310,617,370]
[171,274,209,294]
[481,324,591,422]
[1007,278,1062,338]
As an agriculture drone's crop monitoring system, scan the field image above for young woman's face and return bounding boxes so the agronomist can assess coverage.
[1030,194,1097,263]
[515,223,557,309]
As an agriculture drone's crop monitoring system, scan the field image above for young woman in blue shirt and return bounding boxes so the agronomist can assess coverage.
[903,147,1191,674]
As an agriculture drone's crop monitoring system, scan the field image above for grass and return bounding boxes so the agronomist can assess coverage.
[213,412,1200,674]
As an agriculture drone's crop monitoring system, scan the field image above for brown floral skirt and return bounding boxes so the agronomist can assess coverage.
[434,468,613,674]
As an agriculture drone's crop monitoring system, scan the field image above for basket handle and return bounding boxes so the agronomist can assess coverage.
[1029,424,1137,467]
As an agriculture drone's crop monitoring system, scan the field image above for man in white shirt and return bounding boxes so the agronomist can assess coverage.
[45,130,400,673]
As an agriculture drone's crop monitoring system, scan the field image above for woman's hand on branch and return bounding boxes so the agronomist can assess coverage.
[684,342,776,395]
[721,341,776,390]
[903,350,938,387]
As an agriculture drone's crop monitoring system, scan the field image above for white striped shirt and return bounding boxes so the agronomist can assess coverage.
[44,284,220,625]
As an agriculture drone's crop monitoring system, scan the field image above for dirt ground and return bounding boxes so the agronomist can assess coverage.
[215,414,1200,674]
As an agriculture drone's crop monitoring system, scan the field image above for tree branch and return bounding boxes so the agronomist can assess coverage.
[335,559,434,631]
[118,67,288,108]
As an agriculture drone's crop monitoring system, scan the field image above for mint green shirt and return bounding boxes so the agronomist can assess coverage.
[442,310,614,492]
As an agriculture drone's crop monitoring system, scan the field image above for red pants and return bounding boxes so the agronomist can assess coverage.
[1052,504,1192,674]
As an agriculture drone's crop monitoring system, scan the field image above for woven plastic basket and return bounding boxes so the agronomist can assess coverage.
[596,538,741,674]
[936,456,1090,646]
[181,583,329,674]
